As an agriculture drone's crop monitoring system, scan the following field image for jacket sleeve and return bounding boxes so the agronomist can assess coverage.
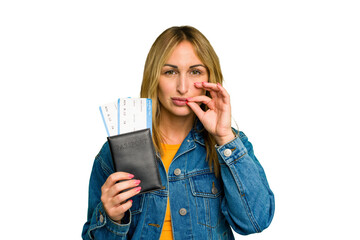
[82,144,131,240]
[217,131,275,235]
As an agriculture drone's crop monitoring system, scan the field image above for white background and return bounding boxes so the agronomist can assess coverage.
[1,1,359,239]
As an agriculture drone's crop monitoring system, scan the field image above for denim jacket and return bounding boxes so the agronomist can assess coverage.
[82,125,275,239]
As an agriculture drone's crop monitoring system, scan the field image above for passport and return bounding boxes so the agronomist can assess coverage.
[107,128,161,194]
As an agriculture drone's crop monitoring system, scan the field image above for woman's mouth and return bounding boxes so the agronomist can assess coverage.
[171,97,188,106]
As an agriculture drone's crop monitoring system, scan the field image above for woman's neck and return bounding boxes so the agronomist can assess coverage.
[159,112,195,145]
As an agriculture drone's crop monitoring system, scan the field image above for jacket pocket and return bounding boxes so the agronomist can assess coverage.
[130,194,144,215]
[189,172,223,228]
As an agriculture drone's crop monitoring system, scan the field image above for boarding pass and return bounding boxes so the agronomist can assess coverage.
[99,98,152,136]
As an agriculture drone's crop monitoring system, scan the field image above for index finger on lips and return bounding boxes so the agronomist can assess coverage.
[187,95,216,112]
[187,95,211,105]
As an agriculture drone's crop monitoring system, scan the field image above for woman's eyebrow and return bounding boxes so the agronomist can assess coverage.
[163,64,206,69]
[164,64,178,68]
[189,64,206,68]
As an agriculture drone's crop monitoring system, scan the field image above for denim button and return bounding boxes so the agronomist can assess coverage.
[179,208,187,216]
[99,213,104,223]
[212,186,218,194]
[224,149,232,157]
[174,168,181,176]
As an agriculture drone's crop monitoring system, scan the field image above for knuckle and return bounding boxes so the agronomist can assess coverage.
[116,194,125,203]
[100,195,106,204]
[108,174,116,182]
[120,201,132,213]
[114,183,122,193]
[118,204,126,214]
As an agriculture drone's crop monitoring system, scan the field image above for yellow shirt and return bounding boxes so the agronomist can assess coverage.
[159,143,181,240]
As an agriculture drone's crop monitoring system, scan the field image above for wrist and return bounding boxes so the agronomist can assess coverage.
[215,132,236,146]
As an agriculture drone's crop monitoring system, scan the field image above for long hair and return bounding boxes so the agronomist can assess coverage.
[140,26,223,177]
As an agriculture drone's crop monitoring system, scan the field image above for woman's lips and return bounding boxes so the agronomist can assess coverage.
[171,97,188,106]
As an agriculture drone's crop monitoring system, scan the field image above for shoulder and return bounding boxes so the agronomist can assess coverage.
[96,141,111,159]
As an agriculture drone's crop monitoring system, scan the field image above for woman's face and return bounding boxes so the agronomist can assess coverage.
[158,41,208,119]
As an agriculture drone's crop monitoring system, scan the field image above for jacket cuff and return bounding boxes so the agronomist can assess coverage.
[102,204,131,236]
[216,136,248,165]
[89,203,131,237]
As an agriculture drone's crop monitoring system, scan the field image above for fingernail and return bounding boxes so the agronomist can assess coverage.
[134,180,141,185]
[128,174,135,179]
[129,200,133,203]
[186,97,192,101]
[135,187,141,192]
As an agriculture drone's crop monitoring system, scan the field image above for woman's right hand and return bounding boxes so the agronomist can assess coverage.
[101,172,141,223]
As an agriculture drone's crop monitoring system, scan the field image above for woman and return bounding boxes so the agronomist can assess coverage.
[82,26,275,239]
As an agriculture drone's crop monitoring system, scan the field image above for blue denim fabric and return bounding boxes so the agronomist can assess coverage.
[82,125,275,239]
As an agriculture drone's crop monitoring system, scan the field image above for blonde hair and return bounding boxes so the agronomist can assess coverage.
[140,26,223,177]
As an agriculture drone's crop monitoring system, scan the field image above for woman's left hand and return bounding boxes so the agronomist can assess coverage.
[186,82,235,146]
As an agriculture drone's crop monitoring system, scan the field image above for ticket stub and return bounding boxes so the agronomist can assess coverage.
[99,98,152,136]
[99,101,118,137]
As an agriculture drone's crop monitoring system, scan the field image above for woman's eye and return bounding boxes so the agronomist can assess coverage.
[190,69,201,75]
[165,70,177,75]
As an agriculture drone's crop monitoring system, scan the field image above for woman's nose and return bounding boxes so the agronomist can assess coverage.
[176,73,189,95]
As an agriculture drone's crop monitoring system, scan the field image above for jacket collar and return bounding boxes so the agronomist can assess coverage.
[191,119,205,146]
[167,119,205,161]
[156,119,206,159]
